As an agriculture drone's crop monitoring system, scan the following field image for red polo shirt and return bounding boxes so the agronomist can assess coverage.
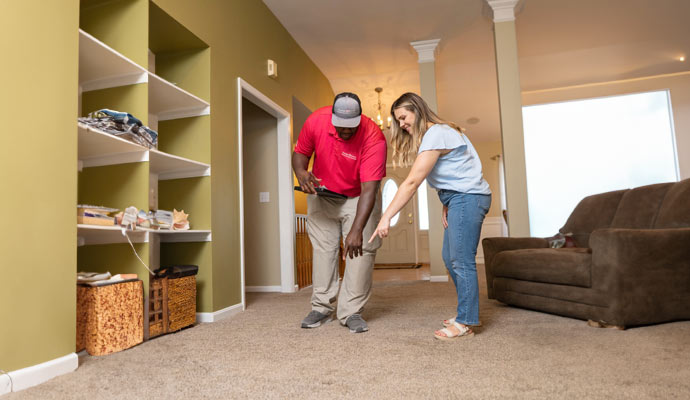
[295,106,387,197]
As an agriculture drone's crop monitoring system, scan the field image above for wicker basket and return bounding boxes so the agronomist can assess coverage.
[168,276,196,332]
[148,277,169,338]
[76,280,144,356]
[148,275,196,337]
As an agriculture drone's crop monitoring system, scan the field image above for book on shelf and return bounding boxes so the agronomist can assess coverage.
[77,215,116,226]
[77,204,118,226]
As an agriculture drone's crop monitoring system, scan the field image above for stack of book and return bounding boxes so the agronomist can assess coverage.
[77,205,118,226]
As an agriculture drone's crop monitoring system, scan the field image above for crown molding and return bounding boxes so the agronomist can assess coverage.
[410,39,441,63]
[486,0,520,22]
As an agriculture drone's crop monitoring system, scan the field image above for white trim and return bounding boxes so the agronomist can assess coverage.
[2,353,77,393]
[237,78,297,310]
[196,303,243,323]
[410,39,441,63]
[158,167,211,180]
[245,285,282,292]
[81,72,148,92]
[158,105,211,121]
[156,230,212,243]
[236,81,247,311]
[430,275,449,282]
[486,0,519,22]
[80,151,149,169]
[1,374,10,396]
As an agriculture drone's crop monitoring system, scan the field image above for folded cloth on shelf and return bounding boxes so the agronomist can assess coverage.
[79,108,158,149]
[77,271,112,282]
[77,272,139,287]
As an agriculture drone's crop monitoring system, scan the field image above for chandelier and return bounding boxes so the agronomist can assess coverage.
[374,87,391,130]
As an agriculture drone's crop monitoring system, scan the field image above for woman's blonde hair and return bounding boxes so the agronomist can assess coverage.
[389,92,464,167]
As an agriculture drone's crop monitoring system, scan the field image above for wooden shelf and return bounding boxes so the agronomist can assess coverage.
[78,30,148,92]
[154,230,212,243]
[77,224,149,246]
[149,149,210,180]
[148,73,210,121]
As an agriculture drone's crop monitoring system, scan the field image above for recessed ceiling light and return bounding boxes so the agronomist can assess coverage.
[680,56,686,62]
[466,117,480,125]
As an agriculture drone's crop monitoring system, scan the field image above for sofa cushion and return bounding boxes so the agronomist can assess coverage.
[560,189,627,247]
[493,248,592,288]
[654,178,690,228]
[610,182,674,229]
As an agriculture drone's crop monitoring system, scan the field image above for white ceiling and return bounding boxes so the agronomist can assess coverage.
[263,0,690,142]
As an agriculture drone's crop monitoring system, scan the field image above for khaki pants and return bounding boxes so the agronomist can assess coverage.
[306,193,382,323]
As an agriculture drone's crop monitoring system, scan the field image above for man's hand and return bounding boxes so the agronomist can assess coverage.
[296,170,321,194]
[343,229,363,260]
[442,205,449,229]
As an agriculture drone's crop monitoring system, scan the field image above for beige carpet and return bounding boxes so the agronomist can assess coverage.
[8,269,690,399]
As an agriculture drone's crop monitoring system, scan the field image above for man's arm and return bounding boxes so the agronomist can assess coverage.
[292,152,320,194]
[343,180,380,259]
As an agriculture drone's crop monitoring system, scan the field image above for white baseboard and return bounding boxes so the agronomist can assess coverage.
[245,285,282,292]
[1,353,77,395]
[1,374,10,396]
[430,275,449,282]
[196,303,243,323]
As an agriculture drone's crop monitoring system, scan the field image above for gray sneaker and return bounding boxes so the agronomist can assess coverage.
[301,310,331,328]
[345,314,369,333]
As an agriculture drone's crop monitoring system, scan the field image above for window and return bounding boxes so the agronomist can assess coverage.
[522,90,678,237]
[417,180,429,230]
[381,179,400,226]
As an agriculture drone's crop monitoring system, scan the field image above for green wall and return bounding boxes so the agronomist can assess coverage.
[0,1,80,372]
[0,0,332,373]
[152,0,334,309]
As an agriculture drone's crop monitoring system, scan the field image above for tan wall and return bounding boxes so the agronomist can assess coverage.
[0,1,79,372]
[242,99,281,287]
[522,72,690,180]
[153,0,334,309]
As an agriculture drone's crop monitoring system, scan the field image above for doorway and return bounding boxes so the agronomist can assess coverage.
[375,166,418,267]
[237,78,294,311]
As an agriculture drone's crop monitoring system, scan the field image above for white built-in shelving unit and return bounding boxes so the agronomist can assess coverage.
[77,27,211,247]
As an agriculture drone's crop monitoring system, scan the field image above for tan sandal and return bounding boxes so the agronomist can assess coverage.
[434,321,474,341]
[443,318,482,328]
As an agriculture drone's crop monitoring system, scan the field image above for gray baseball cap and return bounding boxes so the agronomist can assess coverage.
[331,92,362,128]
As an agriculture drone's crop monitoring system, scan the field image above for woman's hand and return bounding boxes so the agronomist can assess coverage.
[442,205,448,229]
[368,217,391,243]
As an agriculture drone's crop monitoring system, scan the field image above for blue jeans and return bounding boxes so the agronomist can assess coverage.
[438,190,491,326]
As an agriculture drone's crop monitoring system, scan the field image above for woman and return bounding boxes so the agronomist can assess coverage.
[369,92,491,340]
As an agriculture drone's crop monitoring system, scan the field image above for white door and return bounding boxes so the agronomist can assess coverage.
[375,171,417,265]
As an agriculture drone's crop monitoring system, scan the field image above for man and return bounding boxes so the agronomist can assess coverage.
[293,92,387,333]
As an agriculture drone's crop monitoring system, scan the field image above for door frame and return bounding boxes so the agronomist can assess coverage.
[237,78,295,311]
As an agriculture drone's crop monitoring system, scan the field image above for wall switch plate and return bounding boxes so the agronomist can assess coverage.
[259,192,270,203]
[267,59,278,78]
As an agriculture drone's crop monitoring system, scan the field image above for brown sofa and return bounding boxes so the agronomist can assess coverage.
[482,178,690,328]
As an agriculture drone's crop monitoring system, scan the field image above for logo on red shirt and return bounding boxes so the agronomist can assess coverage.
[341,151,357,160]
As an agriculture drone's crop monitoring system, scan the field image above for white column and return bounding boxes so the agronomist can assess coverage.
[411,38,447,282]
[486,0,531,236]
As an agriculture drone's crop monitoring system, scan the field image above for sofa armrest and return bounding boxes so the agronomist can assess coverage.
[590,228,690,327]
[481,237,549,299]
